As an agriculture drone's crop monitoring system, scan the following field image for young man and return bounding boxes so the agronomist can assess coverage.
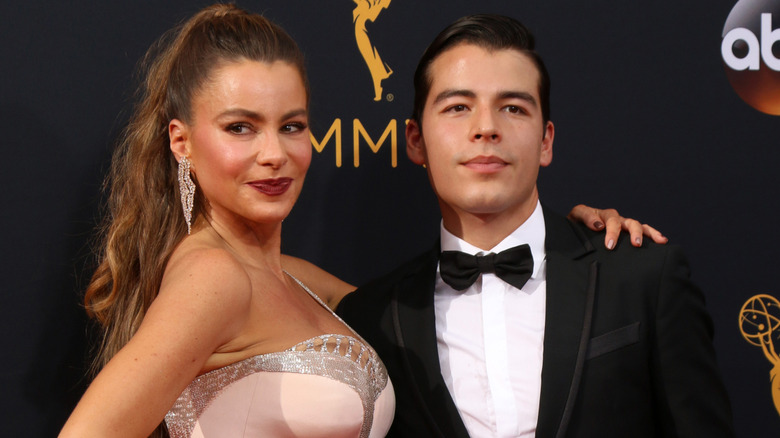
[337,14,733,437]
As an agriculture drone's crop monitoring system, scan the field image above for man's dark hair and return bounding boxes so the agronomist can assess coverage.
[412,14,550,126]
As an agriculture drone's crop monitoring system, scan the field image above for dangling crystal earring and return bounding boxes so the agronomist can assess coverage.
[178,156,196,234]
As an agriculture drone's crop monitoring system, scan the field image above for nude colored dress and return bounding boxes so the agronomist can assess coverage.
[164,274,395,437]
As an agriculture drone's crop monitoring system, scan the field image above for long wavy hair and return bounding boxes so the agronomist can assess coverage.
[83,4,307,436]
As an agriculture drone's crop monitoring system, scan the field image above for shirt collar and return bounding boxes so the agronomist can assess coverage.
[439,200,546,278]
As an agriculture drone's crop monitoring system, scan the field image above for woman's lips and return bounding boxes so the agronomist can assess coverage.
[248,178,293,196]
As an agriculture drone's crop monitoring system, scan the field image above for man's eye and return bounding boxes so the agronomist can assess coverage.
[446,104,467,112]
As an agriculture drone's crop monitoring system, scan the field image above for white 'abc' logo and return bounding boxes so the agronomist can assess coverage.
[721,13,780,71]
[721,0,780,115]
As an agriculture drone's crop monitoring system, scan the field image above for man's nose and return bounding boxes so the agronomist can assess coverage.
[470,109,500,142]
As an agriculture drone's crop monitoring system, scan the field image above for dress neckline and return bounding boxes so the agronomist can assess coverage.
[165,272,390,438]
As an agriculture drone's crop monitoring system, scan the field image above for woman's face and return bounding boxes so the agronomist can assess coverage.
[171,59,311,230]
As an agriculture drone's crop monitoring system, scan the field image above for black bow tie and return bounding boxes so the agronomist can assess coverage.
[439,244,534,291]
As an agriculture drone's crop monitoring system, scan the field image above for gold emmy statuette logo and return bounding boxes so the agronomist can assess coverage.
[739,294,780,416]
[353,0,393,101]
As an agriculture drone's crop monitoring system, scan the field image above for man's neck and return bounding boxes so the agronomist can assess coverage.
[440,198,539,251]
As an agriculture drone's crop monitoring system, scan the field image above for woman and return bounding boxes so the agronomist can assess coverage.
[61,5,392,437]
[61,4,661,438]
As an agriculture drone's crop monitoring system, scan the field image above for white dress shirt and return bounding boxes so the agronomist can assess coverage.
[435,201,547,437]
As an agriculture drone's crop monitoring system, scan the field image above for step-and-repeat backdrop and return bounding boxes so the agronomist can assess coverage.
[0,1,777,435]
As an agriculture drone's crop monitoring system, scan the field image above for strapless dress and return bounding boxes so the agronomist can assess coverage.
[164,274,395,437]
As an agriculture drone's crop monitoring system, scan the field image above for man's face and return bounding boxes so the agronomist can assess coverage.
[406,43,554,232]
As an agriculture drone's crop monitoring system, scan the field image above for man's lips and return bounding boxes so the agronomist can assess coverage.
[248,178,293,196]
[462,155,508,172]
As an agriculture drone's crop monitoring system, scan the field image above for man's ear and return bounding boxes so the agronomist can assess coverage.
[169,119,190,161]
[540,120,554,167]
[406,119,426,166]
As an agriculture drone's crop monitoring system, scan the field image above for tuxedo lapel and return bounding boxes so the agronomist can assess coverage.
[390,246,471,438]
[536,207,598,438]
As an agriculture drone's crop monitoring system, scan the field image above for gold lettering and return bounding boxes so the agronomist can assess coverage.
[310,118,342,167]
[353,118,397,167]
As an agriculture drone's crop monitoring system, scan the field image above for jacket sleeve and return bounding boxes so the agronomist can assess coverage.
[652,245,735,437]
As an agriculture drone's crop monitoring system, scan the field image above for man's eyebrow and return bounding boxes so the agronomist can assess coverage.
[432,89,476,105]
[432,89,538,108]
[499,91,537,107]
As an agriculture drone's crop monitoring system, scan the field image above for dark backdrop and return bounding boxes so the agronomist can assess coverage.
[1,1,777,436]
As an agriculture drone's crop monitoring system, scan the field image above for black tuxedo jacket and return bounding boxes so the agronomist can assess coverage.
[337,207,734,437]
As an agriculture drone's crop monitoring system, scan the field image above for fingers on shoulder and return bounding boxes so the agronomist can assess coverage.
[642,223,669,244]
[567,204,599,224]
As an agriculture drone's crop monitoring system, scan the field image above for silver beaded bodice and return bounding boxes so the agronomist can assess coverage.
[164,274,389,438]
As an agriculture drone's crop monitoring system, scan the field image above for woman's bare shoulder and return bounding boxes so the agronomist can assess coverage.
[281,255,355,308]
[59,241,254,438]
[166,239,251,292]
[157,238,254,331]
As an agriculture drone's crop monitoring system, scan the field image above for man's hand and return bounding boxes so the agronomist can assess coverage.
[568,204,668,250]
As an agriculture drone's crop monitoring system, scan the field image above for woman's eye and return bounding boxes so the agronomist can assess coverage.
[226,123,251,134]
[281,122,307,133]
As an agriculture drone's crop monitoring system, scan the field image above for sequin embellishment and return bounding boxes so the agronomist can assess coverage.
[164,274,389,438]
